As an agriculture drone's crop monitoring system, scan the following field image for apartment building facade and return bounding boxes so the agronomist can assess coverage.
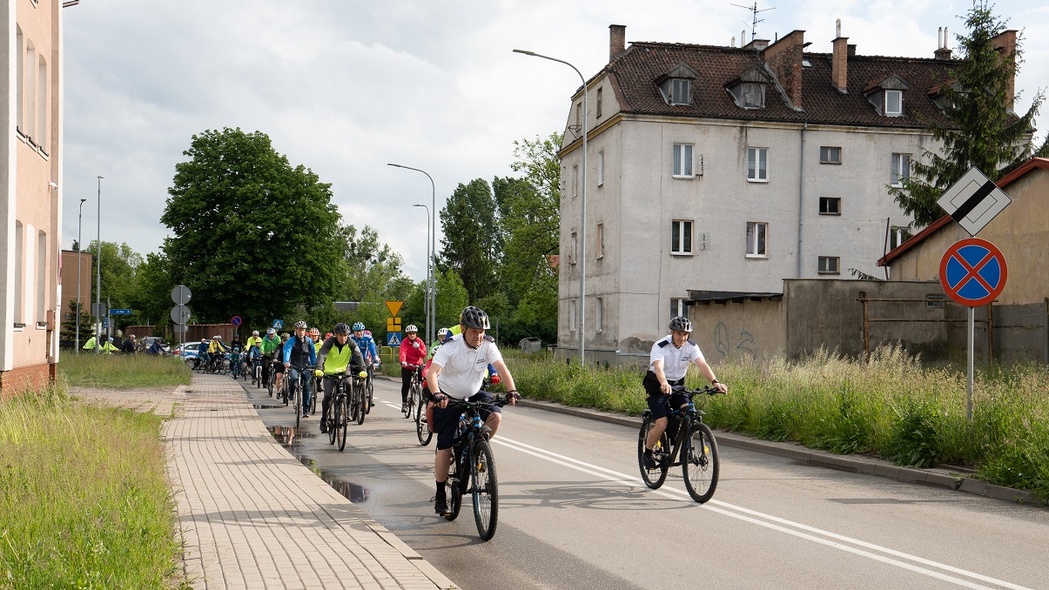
[1,0,64,394]
[556,23,1016,362]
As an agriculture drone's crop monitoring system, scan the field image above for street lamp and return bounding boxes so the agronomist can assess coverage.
[513,48,588,364]
[95,175,103,354]
[413,203,431,345]
[75,197,86,353]
[388,163,436,346]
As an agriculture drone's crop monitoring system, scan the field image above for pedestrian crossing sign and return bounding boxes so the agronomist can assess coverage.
[387,332,402,346]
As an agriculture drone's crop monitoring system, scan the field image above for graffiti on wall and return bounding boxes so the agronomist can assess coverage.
[713,322,755,361]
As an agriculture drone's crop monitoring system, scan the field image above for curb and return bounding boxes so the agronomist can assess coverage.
[516,398,1044,507]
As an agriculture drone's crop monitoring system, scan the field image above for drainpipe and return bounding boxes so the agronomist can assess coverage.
[796,122,807,277]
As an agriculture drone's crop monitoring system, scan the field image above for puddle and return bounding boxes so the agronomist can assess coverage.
[266,425,370,504]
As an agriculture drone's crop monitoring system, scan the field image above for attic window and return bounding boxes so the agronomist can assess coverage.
[864,75,909,117]
[885,90,902,116]
[727,69,768,109]
[657,63,698,106]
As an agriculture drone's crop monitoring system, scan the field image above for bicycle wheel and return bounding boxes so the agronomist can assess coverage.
[403,384,415,419]
[354,383,366,426]
[267,369,274,396]
[328,397,338,445]
[282,377,289,406]
[366,377,374,415]
[416,401,432,446]
[638,414,670,489]
[683,422,720,503]
[471,439,498,541]
[445,449,464,521]
[294,379,302,429]
[337,396,349,451]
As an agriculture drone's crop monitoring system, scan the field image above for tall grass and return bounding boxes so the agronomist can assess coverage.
[58,353,190,388]
[0,386,184,588]
[503,347,1049,503]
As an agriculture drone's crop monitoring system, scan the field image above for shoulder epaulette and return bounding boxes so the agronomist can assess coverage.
[687,339,696,346]
[657,339,670,348]
[483,334,495,342]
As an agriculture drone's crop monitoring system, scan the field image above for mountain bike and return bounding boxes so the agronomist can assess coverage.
[404,366,422,419]
[638,385,724,503]
[416,390,432,446]
[290,363,313,429]
[443,394,511,541]
[326,373,350,451]
[351,370,368,425]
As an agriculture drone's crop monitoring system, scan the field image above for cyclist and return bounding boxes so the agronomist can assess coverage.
[245,329,263,352]
[426,306,520,516]
[641,316,728,469]
[315,322,366,434]
[283,321,317,418]
[259,328,283,395]
[399,324,427,413]
[207,335,228,370]
[351,322,380,409]
[310,327,324,393]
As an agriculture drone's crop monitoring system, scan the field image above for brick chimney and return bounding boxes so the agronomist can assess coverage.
[764,30,806,110]
[934,26,952,60]
[831,20,848,93]
[993,29,1017,112]
[609,24,626,61]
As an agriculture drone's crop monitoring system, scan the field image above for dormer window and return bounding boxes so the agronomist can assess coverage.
[656,63,698,106]
[864,75,909,117]
[726,68,769,110]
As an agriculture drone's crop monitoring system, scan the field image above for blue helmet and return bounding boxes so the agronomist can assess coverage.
[352,322,365,332]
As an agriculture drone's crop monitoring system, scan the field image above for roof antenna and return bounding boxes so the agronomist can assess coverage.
[731,1,775,40]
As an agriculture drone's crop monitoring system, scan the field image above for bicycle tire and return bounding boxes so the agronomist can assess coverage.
[683,422,720,503]
[328,397,338,445]
[365,377,374,415]
[403,382,415,419]
[471,439,498,541]
[282,377,289,406]
[337,396,349,451]
[446,448,464,521]
[416,400,432,446]
[354,382,366,426]
[267,369,274,396]
[348,382,360,424]
[294,378,302,430]
[638,414,670,489]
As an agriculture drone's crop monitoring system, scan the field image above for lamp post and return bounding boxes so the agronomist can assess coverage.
[95,175,103,354]
[413,203,431,345]
[388,163,436,346]
[75,197,86,353]
[513,49,588,364]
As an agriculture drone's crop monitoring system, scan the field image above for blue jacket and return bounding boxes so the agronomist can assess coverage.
[351,333,379,364]
[283,335,317,369]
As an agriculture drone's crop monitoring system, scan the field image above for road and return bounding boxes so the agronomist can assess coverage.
[249,377,1049,590]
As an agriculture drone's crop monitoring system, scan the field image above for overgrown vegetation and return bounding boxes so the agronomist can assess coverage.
[59,353,191,388]
[506,346,1049,503]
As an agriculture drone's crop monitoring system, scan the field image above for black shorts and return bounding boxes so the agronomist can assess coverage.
[643,371,686,420]
[432,391,502,450]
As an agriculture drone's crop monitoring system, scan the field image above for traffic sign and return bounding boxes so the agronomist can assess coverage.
[937,167,1011,236]
[387,332,402,346]
[171,285,192,304]
[386,301,403,317]
[231,315,242,327]
[110,308,132,315]
[170,305,191,324]
[272,319,283,330]
[939,238,1008,307]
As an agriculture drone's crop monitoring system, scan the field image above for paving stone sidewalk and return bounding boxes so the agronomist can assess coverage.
[77,372,456,590]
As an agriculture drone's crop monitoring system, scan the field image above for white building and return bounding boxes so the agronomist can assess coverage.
[1,0,65,394]
[556,23,1016,362]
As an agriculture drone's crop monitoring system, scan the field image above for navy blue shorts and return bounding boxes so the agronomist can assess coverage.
[433,390,502,450]
[643,371,686,420]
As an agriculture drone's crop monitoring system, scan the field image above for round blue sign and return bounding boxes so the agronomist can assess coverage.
[939,238,1008,307]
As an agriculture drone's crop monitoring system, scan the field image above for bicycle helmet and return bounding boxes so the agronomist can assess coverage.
[267,327,275,335]
[437,327,450,341]
[294,320,308,330]
[333,322,350,335]
[669,316,693,333]
[405,324,418,333]
[310,327,320,338]
[252,330,259,336]
[352,321,365,332]
[460,305,490,330]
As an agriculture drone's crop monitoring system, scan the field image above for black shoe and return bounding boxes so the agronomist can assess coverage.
[320,422,328,433]
[643,453,657,470]
[434,497,449,515]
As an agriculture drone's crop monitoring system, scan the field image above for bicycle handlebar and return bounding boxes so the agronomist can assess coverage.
[671,385,726,396]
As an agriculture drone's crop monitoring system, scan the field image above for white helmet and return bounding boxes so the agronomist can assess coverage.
[405,324,418,333]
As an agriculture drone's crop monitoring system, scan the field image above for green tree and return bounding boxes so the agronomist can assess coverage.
[891,1,1044,226]
[84,240,143,333]
[126,252,174,334]
[161,128,345,329]
[339,224,407,303]
[437,179,500,302]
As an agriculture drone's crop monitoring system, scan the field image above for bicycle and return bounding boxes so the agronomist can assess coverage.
[351,370,368,426]
[442,394,510,541]
[290,363,312,429]
[326,373,351,451]
[252,357,263,388]
[416,389,432,446]
[638,385,724,503]
[404,365,422,419]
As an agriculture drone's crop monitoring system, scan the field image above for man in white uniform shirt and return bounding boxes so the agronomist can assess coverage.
[642,316,728,469]
[426,305,519,516]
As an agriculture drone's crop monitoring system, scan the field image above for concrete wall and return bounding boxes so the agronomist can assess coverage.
[692,297,786,363]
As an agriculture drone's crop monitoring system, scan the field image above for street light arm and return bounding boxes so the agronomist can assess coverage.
[390,163,437,346]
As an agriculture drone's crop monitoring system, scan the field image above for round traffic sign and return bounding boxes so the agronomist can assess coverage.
[170,304,191,324]
[171,285,192,304]
[231,315,242,327]
[939,238,1007,307]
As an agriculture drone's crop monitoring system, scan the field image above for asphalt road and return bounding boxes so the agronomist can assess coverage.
[248,376,1049,590]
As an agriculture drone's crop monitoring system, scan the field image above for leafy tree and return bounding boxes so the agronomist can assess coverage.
[434,268,469,329]
[891,1,1044,226]
[161,128,345,329]
[338,224,407,303]
[437,179,500,302]
[125,252,174,334]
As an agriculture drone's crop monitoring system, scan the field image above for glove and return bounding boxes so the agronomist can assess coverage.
[489,374,501,385]
[507,390,520,403]
[314,369,323,378]
[401,362,408,368]
[358,370,368,379]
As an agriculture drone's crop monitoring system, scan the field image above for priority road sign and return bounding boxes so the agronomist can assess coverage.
[937,167,1011,236]
[939,238,1008,307]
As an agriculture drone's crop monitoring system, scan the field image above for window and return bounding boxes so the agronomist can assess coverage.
[16,28,24,134]
[36,231,47,324]
[597,150,604,186]
[747,147,768,182]
[818,256,840,274]
[889,225,911,250]
[572,164,579,196]
[14,222,24,325]
[891,153,910,186]
[596,88,603,118]
[670,298,687,318]
[37,55,47,151]
[819,197,841,215]
[673,143,694,177]
[570,230,578,265]
[596,223,604,259]
[885,90,902,116]
[672,220,693,255]
[595,297,603,333]
[670,79,691,105]
[745,222,767,258]
[819,146,841,164]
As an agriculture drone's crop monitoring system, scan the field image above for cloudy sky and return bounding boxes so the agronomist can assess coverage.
[59,0,1049,281]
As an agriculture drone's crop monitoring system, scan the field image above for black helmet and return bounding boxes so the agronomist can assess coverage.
[669,316,693,333]
[460,305,490,330]
[333,322,350,335]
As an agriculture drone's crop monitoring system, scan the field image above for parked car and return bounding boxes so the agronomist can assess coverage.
[179,341,206,365]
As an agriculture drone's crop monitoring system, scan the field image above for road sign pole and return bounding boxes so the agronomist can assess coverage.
[967,307,974,422]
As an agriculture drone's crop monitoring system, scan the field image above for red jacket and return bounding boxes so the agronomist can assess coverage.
[399,336,427,367]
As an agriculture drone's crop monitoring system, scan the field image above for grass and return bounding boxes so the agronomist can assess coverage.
[58,353,191,389]
[0,385,185,588]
